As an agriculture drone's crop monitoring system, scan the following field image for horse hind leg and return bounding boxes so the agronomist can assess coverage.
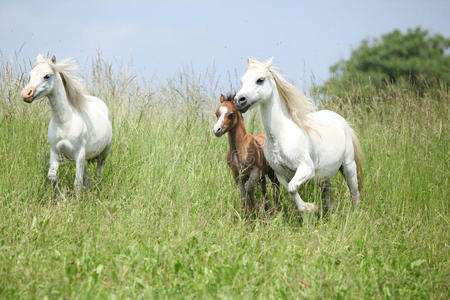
[340,161,361,206]
[74,149,86,198]
[96,145,111,183]
[268,169,281,210]
[322,178,333,214]
[83,166,90,192]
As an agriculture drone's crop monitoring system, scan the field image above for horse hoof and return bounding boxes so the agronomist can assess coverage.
[47,173,57,183]
[305,203,318,213]
[323,205,335,214]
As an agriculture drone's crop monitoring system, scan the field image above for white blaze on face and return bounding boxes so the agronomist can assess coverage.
[214,106,228,133]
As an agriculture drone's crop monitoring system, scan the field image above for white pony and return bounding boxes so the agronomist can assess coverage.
[21,54,112,196]
[234,58,362,214]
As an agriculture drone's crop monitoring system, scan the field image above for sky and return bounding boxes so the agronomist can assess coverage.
[1,0,449,89]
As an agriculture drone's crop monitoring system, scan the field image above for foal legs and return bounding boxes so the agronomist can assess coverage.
[239,180,247,209]
[260,176,271,211]
[244,170,258,213]
[341,161,361,206]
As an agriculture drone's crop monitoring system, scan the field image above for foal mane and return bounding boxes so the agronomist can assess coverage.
[249,59,316,131]
[222,93,235,103]
[37,56,88,111]
[221,93,242,117]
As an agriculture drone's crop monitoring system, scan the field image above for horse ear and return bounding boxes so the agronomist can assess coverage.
[247,57,256,67]
[36,53,44,62]
[219,94,225,103]
[51,55,56,64]
[265,57,274,68]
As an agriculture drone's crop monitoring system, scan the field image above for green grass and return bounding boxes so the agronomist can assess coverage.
[0,55,448,299]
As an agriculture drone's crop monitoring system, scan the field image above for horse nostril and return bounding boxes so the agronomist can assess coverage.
[27,90,32,96]
[238,97,247,104]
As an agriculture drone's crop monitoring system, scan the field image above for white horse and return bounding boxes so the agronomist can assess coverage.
[21,54,112,196]
[234,58,363,214]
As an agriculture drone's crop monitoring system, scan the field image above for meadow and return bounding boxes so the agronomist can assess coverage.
[0,54,448,299]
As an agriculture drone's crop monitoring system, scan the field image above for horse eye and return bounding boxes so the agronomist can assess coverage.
[256,77,265,85]
[215,112,219,117]
[227,112,234,120]
[44,74,51,80]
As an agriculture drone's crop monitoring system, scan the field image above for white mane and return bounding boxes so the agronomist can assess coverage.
[36,55,88,111]
[248,59,316,130]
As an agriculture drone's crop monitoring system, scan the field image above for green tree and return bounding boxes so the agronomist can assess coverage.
[321,27,450,99]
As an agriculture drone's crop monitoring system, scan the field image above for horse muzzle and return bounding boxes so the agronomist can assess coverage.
[21,86,35,103]
[233,96,250,113]
[213,127,225,137]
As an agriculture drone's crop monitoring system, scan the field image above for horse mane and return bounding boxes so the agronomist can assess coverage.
[223,93,235,103]
[37,56,88,111]
[269,69,316,130]
[248,59,316,131]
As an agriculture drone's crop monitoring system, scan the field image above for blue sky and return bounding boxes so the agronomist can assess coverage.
[1,0,449,89]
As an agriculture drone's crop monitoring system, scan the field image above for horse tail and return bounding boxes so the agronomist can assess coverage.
[350,127,364,190]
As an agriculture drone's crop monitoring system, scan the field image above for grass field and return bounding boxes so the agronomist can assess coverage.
[0,55,448,299]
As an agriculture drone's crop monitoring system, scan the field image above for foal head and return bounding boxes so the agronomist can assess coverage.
[213,94,241,137]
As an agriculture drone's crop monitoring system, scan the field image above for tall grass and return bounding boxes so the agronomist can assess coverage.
[0,52,448,299]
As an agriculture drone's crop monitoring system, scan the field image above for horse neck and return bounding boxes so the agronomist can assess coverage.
[48,74,74,125]
[227,113,248,151]
[259,82,297,141]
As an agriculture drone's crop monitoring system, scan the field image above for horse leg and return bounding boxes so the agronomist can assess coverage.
[341,161,360,206]
[322,178,333,214]
[96,145,110,183]
[231,166,239,184]
[47,149,65,200]
[245,170,258,214]
[260,176,270,211]
[269,170,281,209]
[277,173,317,215]
[74,148,86,198]
[47,150,60,188]
[239,180,250,216]
[286,161,318,213]
[83,167,90,192]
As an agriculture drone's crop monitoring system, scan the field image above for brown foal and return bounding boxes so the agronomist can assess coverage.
[213,94,280,215]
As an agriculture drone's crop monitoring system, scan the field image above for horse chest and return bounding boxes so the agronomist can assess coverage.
[48,118,86,158]
[265,135,297,178]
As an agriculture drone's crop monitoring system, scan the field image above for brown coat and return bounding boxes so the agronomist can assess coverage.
[214,95,279,214]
